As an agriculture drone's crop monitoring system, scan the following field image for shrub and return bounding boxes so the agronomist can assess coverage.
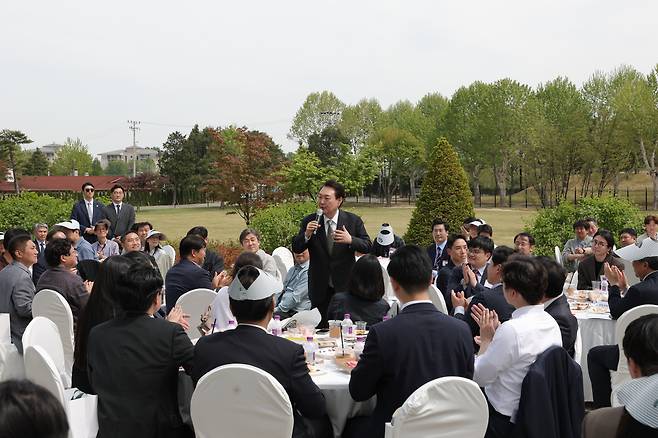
[251,200,316,253]
[404,137,474,246]
[0,192,72,232]
[525,196,643,256]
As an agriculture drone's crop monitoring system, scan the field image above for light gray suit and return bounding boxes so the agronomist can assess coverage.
[0,262,35,353]
[104,202,136,239]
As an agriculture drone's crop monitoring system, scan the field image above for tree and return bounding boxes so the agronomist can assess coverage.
[90,159,103,176]
[205,127,284,224]
[404,137,474,246]
[329,144,378,197]
[279,148,329,200]
[137,158,157,174]
[417,92,449,145]
[50,137,93,176]
[0,129,33,193]
[339,98,383,153]
[105,160,130,176]
[365,127,424,206]
[288,91,346,146]
[307,126,350,167]
[24,148,50,176]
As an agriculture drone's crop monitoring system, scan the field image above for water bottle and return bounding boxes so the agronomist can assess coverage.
[341,314,354,337]
[271,315,282,336]
[303,336,317,365]
[227,320,237,331]
[600,277,609,294]
[354,335,366,359]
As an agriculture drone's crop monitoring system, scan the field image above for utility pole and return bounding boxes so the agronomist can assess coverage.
[127,120,141,177]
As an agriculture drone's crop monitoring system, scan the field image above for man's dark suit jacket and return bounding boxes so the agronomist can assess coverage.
[349,302,474,438]
[454,284,515,338]
[191,324,326,438]
[164,259,212,313]
[440,264,488,313]
[103,202,136,240]
[435,259,456,296]
[544,295,578,357]
[87,314,194,438]
[426,242,450,270]
[608,270,658,319]
[292,210,371,305]
[71,199,107,243]
[32,250,48,286]
[577,254,624,290]
[202,249,224,276]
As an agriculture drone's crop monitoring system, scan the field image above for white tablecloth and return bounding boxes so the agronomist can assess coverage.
[574,313,616,401]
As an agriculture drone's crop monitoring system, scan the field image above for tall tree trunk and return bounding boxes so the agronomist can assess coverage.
[638,138,658,210]
[494,165,508,200]
[9,149,19,194]
[472,165,482,205]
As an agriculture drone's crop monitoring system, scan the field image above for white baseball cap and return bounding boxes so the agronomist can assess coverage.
[54,219,80,231]
[468,219,486,227]
[228,267,279,301]
[146,230,166,240]
[376,223,395,246]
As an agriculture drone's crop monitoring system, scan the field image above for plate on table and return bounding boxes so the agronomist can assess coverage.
[307,364,326,376]
[569,301,589,312]
[566,289,589,301]
[589,302,610,314]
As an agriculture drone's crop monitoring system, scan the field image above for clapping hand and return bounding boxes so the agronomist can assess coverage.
[216,271,232,288]
[167,305,190,331]
[451,290,468,309]
[604,262,627,290]
[462,263,477,287]
[471,303,499,352]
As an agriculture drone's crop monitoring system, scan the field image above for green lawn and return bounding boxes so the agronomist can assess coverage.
[137,204,538,248]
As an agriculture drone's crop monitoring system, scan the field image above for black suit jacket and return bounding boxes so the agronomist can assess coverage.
[71,199,108,243]
[87,314,194,438]
[441,264,488,313]
[191,324,326,438]
[202,249,224,276]
[32,249,48,286]
[544,295,578,357]
[455,284,515,338]
[577,254,624,290]
[349,303,474,438]
[292,210,371,304]
[426,242,450,270]
[103,202,136,239]
[609,270,658,319]
[164,259,212,313]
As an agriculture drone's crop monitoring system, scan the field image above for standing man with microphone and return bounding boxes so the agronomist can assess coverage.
[293,180,372,328]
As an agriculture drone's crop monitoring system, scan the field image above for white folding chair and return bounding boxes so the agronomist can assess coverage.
[610,304,658,406]
[24,345,98,438]
[384,376,488,438]
[22,316,71,388]
[570,271,578,288]
[554,246,563,266]
[272,247,294,282]
[381,262,395,300]
[428,285,448,315]
[191,364,293,438]
[175,288,217,339]
[33,289,75,384]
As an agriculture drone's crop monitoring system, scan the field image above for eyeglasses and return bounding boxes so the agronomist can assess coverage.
[592,240,608,247]
[84,188,94,192]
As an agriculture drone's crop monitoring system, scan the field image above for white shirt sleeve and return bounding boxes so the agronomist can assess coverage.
[474,323,518,387]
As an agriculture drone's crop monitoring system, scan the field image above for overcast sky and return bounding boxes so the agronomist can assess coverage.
[2,0,656,157]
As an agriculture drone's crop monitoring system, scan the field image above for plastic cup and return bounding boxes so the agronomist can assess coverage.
[355,321,367,335]
[591,281,600,291]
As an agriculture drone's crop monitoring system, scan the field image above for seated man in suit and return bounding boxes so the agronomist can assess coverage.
[443,236,493,313]
[513,232,535,256]
[88,258,194,438]
[426,218,450,272]
[0,233,38,353]
[54,219,96,262]
[36,238,90,323]
[274,249,311,318]
[191,266,328,438]
[164,235,221,313]
[472,256,562,438]
[32,228,66,285]
[70,182,107,244]
[451,246,516,339]
[346,245,474,438]
[435,234,468,302]
[583,314,658,437]
[187,226,224,276]
[588,238,658,408]
[536,256,578,357]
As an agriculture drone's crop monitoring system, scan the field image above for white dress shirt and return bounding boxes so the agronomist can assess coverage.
[474,304,562,419]
[399,299,433,311]
[324,210,339,234]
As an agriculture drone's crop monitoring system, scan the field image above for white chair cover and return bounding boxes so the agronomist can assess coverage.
[570,271,578,288]
[175,288,217,339]
[22,316,71,388]
[381,262,396,300]
[554,246,563,266]
[573,326,582,365]
[24,345,98,438]
[191,364,294,438]
[32,289,75,384]
[272,247,294,282]
[428,285,448,315]
[385,376,488,438]
[611,304,658,406]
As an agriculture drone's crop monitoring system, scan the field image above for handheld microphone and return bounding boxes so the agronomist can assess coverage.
[313,209,322,235]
